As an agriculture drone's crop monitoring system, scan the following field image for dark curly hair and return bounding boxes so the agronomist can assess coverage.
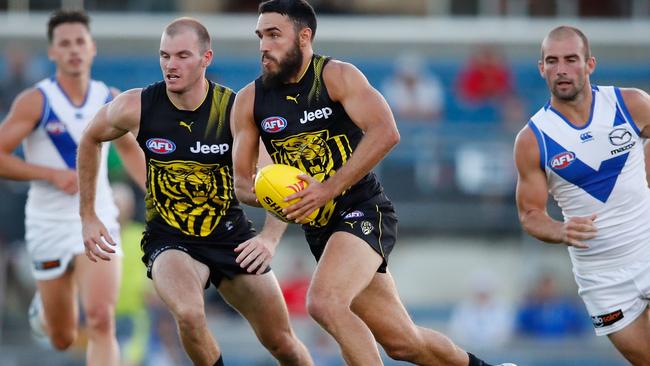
[259,0,317,40]
[47,9,90,43]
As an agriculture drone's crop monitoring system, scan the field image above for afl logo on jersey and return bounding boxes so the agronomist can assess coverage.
[550,152,575,169]
[343,210,364,219]
[45,121,67,135]
[146,138,176,154]
[261,116,287,133]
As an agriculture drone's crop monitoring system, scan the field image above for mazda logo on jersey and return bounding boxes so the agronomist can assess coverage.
[146,138,176,154]
[261,116,287,133]
[550,151,575,169]
[609,128,632,146]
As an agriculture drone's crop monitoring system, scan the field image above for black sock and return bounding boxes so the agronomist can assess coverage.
[468,352,493,366]
[213,355,224,366]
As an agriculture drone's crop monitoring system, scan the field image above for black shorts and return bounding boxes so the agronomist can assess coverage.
[305,192,398,273]
[141,216,265,288]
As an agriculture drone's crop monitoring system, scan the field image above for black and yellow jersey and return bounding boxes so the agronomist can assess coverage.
[253,54,382,229]
[137,80,246,241]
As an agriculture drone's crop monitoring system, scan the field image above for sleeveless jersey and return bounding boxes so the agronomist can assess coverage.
[23,77,115,221]
[137,80,246,241]
[528,85,650,272]
[254,54,382,229]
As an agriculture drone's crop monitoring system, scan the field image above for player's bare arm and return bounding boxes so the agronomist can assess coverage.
[231,83,290,272]
[514,126,596,248]
[0,88,78,193]
[232,81,262,207]
[112,134,146,191]
[235,215,287,274]
[79,88,142,218]
[618,88,650,185]
[78,89,142,262]
[106,87,146,191]
[618,88,650,138]
[285,60,400,222]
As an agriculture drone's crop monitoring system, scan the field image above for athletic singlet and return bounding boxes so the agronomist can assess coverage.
[24,77,116,221]
[137,80,246,240]
[528,85,650,272]
[253,54,383,229]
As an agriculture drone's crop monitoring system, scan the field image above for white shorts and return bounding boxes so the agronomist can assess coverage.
[25,216,121,281]
[574,260,650,336]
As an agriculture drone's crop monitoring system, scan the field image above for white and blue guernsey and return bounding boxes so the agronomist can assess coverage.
[23,77,117,221]
[528,85,650,273]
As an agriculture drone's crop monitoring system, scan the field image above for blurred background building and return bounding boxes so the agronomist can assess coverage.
[1,0,649,365]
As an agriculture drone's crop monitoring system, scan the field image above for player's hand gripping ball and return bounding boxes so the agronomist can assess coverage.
[254,164,319,224]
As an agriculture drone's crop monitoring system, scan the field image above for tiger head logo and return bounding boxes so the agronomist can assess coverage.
[268,129,353,229]
[147,159,231,236]
[272,131,333,182]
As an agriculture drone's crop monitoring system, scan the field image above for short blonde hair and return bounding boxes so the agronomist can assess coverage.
[165,17,211,52]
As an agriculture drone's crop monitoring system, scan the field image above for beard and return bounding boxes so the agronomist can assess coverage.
[550,77,585,102]
[261,38,303,88]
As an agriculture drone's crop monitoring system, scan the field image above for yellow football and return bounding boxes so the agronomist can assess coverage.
[254,164,319,224]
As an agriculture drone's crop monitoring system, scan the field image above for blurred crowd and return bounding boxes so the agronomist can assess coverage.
[6,0,640,17]
[448,269,589,354]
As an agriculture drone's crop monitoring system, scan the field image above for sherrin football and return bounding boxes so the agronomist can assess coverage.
[254,164,319,224]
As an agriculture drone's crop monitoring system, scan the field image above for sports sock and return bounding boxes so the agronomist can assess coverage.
[213,355,224,366]
[468,352,492,366]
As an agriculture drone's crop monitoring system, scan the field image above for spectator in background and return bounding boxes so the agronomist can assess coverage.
[0,45,45,260]
[0,44,34,330]
[0,45,35,116]
[452,45,519,202]
[281,257,313,317]
[516,273,587,339]
[500,93,528,136]
[145,297,189,366]
[448,269,515,351]
[382,53,444,123]
[457,44,513,105]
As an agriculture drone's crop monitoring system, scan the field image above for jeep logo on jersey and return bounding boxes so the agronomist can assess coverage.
[261,116,287,133]
[550,152,575,169]
[609,128,632,146]
[146,138,176,154]
[300,107,333,124]
[190,141,230,155]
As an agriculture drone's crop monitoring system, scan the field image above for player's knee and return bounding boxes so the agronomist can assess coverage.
[173,303,206,331]
[260,331,301,361]
[84,304,115,335]
[306,292,340,326]
[381,332,422,361]
[50,329,77,350]
[384,344,416,362]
